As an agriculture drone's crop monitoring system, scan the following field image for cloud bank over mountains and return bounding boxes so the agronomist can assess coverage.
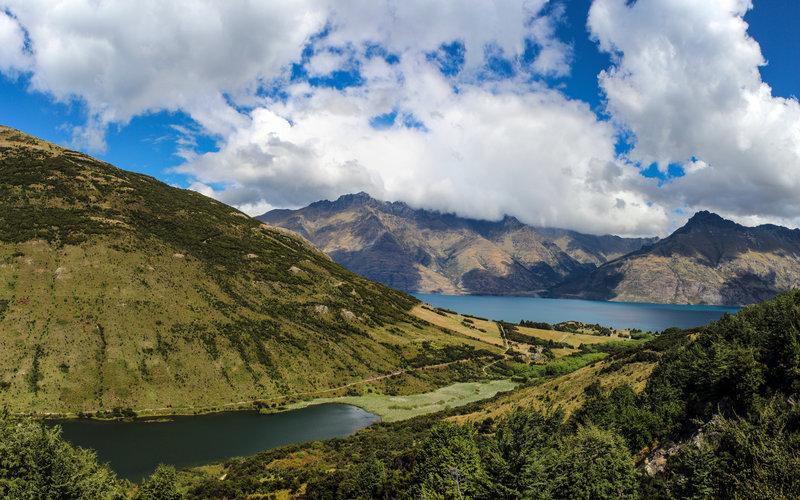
[1,0,798,236]
[591,0,800,228]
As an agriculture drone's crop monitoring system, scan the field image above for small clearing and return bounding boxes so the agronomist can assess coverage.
[286,380,518,422]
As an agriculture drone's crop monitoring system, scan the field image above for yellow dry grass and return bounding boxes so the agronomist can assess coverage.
[515,325,628,347]
[451,359,656,424]
[411,305,504,346]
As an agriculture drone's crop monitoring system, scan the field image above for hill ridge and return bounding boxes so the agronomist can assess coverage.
[552,210,800,304]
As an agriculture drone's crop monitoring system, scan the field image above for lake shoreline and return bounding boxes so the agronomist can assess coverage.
[17,377,517,423]
[49,403,382,482]
[283,379,518,422]
[413,293,740,332]
[410,291,746,307]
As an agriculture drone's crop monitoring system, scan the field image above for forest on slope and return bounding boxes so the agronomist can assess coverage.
[178,288,800,498]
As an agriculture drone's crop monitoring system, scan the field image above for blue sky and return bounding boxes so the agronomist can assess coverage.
[1,0,799,236]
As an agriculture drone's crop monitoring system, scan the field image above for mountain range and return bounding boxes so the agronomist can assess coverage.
[259,193,656,296]
[261,195,800,305]
[0,126,497,414]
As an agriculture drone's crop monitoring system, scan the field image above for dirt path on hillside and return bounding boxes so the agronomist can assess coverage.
[483,323,511,376]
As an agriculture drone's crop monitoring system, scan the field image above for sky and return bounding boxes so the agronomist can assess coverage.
[0,0,799,237]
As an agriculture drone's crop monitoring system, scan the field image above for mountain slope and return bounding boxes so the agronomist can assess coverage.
[259,193,655,295]
[0,126,498,414]
[552,211,800,305]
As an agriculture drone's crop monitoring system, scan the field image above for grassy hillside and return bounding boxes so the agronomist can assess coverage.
[0,126,502,415]
[11,291,799,497]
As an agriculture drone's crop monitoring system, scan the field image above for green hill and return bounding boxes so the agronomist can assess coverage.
[6,229,800,497]
[0,126,499,415]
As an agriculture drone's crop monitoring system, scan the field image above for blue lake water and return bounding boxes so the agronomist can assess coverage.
[51,403,379,482]
[413,294,741,332]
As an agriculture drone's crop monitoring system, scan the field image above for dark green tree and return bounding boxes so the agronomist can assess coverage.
[0,412,125,499]
[134,464,183,500]
[691,398,800,499]
[478,407,564,499]
[414,422,482,499]
[529,425,639,500]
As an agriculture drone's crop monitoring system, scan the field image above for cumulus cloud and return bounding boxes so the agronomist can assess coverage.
[0,0,324,146]
[589,0,800,224]
[167,0,665,235]
[13,0,800,235]
[0,0,670,235]
[178,54,667,235]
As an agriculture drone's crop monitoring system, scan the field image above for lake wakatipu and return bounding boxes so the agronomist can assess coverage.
[412,294,740,332]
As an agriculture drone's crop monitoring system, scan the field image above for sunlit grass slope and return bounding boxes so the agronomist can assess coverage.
[0,126,502,415]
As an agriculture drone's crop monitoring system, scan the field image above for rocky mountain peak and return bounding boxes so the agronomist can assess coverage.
[676,210,741,234]
[329,191,375,208]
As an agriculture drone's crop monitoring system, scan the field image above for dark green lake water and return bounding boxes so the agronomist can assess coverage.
[51,403,379,482]
[413,294,740,332]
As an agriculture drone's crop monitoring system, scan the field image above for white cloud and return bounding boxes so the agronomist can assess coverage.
[527,3,572,77]
[0,0,697,235]
[589,0,800,224]
[0,9,29,73]
[177,54,667,236]
[0,0,567,133]
[0,0,325,146]
[323,0,549,72]
[306,49,350,78]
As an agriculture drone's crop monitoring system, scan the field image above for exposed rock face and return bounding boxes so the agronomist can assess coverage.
[259,193,656,295]
[552,211,800,305]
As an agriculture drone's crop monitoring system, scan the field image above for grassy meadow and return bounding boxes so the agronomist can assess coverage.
[286,379,518,422]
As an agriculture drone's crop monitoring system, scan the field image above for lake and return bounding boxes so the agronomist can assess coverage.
[52,403,379,482]
[413,293,740,332]
[52,295,737,482]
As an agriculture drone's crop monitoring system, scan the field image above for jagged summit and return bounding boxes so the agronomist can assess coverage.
[676,210,742,234]
[313,191,376,209]
[686,210,727,225]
